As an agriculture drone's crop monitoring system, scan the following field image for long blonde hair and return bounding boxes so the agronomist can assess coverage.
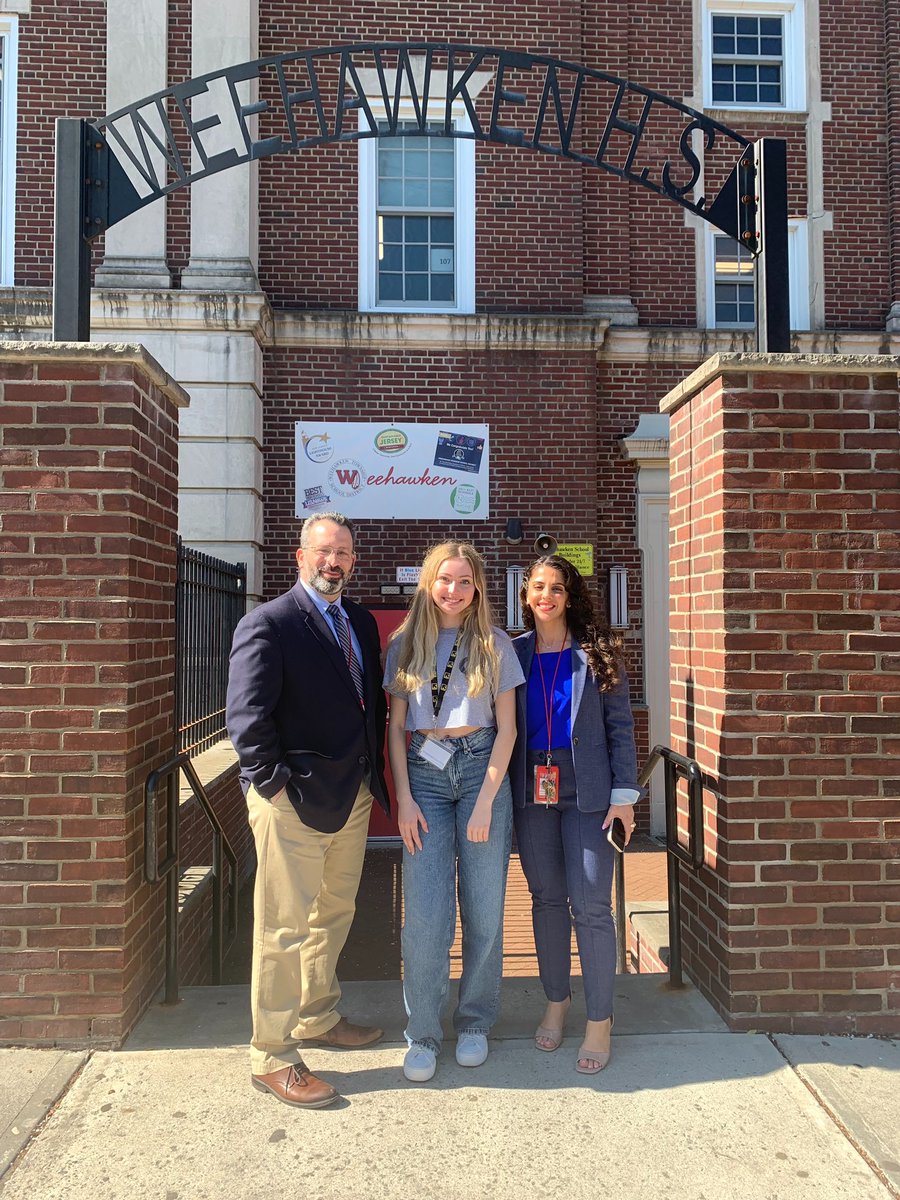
[389,542,500,699]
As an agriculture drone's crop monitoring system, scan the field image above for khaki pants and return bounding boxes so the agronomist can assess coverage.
[246,779,373,1076]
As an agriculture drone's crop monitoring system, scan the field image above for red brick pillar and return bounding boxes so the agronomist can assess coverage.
[663,354,900,1035]
[0,344,188,1046]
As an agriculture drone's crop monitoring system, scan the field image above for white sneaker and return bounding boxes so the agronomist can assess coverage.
[403,1044,437,1082]
[456,1033,488,1067]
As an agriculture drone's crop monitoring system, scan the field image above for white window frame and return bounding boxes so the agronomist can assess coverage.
[703,1,806,112]
[705,218,809,330]
[0,14,19,286]
[359,105,475,315]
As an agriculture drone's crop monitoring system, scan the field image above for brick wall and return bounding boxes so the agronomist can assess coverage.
[15,1,106,288]
[10,2,898,331]
[166,0,192,286]
[262,345,604,605]
[664,354,900,1034]
[0,345,187,1047]
[821,1,893,327]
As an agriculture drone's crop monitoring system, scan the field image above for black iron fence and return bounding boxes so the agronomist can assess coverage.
[176,539,246,755]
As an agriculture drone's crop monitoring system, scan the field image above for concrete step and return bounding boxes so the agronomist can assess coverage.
[124,972,727,1052]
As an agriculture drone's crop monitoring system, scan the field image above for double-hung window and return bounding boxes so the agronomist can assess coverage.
[706,221,809,330]
[359,109,475,313]
[711,14,784,106]
[0,14,19,286]
[376,121,456,307]
[712,235,756,326]
[704,2,806,111]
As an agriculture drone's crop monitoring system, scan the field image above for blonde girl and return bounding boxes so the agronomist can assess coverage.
[384,541,524,1083]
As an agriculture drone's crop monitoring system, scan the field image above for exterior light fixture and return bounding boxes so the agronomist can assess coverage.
[505,518,524,545]
[608,565,628,629]
[506,566,525,630]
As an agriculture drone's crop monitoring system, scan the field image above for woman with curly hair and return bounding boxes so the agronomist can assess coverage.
[384,541,523,1083]
[508,555,643,1074]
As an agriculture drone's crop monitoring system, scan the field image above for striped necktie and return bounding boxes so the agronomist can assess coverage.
[327,603,365,706]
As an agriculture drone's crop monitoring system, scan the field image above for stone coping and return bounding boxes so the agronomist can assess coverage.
[659,351,900,414]
[0,341,190,408]
[274,309,610,352]
[177,740,239,807]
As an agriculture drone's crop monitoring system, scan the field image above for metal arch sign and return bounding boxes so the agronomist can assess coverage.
[88,42,750,235]
[53,42,787,349]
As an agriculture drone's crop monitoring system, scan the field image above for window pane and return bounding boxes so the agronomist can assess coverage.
[431,216,454,243]
[379,273,403,301]
[378,149,403,177]
[381,215,403,242]
[430,150,455,178]
[403,178,429,206]
[406,274,428,300]
[404,150,428,177]
[379,244,402,272]
[431,274,454,302]
[430,179,454,206]
[405,216,428,243]
[378,178,403,206]
[405,244,428,272]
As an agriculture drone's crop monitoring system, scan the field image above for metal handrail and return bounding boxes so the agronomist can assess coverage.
[145,754,239,1004]
[614,745,705,985]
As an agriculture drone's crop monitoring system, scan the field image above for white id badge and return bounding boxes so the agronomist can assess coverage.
[418,735,454,771]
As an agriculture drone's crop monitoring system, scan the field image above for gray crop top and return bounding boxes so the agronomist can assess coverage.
[383,627,525,731]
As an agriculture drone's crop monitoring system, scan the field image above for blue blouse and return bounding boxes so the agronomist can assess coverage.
[526,649,573,751]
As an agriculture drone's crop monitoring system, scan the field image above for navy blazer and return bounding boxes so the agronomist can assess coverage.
[226,581,389,833]
[508,631,643,813]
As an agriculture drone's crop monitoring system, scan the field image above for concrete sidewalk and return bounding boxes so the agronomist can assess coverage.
[1,976,897,1200]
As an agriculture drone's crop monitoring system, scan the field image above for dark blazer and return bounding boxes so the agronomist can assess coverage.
[508,631,643,813]
[226,580,389,833]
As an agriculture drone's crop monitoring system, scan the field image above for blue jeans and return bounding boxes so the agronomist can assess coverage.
[402,728,513,1053]
[513,747,617,1021]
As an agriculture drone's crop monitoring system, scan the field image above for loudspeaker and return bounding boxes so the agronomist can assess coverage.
[533,532,558,555]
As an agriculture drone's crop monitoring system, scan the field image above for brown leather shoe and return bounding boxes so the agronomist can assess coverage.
[251,1064,339,1108]
[301,1015,383,1049]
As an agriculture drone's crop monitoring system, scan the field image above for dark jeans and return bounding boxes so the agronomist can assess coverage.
[513,746,616,1021]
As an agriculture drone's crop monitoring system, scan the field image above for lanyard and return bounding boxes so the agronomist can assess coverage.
[535,638,568,765]
[431,634,461,723]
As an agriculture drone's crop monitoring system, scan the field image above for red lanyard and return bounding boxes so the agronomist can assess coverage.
[535,638,567,765]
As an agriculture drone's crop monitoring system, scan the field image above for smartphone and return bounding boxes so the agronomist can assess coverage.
[606,818,627,853]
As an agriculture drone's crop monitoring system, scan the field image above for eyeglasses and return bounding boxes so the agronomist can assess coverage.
[310,547,355,564]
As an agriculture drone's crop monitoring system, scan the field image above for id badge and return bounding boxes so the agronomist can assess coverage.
[533,764,560,805]
[418,735,454,771]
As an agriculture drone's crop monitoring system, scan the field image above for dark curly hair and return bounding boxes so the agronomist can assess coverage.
[520,555,625,692]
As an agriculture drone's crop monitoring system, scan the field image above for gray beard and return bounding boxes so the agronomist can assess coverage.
[309,567,345,597]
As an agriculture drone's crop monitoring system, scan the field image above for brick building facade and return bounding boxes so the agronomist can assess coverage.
[1,1,898,1038]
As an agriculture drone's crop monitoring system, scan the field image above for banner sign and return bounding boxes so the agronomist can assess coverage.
[295,423,490,520]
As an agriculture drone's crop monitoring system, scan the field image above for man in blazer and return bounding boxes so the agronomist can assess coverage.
[227,512,389,1109]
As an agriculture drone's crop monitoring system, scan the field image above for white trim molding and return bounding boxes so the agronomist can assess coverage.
[0,13,19,286]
